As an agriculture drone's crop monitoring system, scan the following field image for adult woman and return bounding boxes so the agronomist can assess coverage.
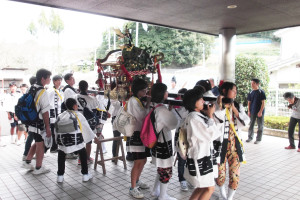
[182,88,223,200]
[216,82,249,200]
[150,83,178,200]
[126,78,151,199]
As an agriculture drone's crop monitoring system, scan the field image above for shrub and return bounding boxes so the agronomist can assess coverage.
[264,116,299,132]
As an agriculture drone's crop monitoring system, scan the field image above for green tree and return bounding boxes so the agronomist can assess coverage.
[235,55,269,107]
[97,22,214,68]
[49,10,64,47]
[27,21,37,37]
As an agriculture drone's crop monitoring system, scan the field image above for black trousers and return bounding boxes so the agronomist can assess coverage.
[288,117,300,148]
[57,148,88,175]
[50,124,58,151]
[111,116,121,157]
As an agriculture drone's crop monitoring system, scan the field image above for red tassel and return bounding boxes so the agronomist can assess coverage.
[120,64,133,82]
[156,63,162,83]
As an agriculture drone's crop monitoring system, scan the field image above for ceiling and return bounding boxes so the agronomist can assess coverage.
[11,0,300,36]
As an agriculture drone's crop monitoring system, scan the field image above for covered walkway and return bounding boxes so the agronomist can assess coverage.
[0,122,299,200]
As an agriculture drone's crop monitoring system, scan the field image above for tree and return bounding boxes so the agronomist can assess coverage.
[235,55,269,107]
[27,21,37,37]
[48,10,64,47]
[97,22,214,68]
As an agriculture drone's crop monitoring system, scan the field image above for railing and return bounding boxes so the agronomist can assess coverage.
[266,89,300,116]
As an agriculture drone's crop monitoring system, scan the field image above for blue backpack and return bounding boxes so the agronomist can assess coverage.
[15,86,45,126]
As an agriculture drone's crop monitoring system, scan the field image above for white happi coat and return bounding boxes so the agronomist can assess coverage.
[183,111,224,188]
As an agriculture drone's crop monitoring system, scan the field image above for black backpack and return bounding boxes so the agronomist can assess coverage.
[15,86,44,126]
[77,97,99,130]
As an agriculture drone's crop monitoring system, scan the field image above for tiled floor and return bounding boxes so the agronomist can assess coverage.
[0,122,300,200]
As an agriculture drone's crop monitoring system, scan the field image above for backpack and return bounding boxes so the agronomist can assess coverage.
[113,107,137,137]
[15,86,45,126]
[140,104,163,149]
[55,111,78,133]
[77,97,99,130]
[176,120,189,160]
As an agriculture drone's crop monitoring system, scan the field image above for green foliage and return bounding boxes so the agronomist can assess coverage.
[27,21,37,36]
[235,55,269,107]
[48,10,64,35]
[264,116,299,132]
[245,30,280,42]
[97,22,214,68]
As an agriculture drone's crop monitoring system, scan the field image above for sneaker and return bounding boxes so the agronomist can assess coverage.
[87,157,94,165]
[285,145,296,149]
[57,175,64,183]
[254,140,261,144]
[32,166,51,175]
[22,162,34,171]
[82,173,92,182]
[50,149,58,153]
[22,155,27,161]
[66,153,78,159]
[246,139,252,143]
[16,140,21,146]
[136,180,150,189]
[129,187,144,199]
[180,181,188,191]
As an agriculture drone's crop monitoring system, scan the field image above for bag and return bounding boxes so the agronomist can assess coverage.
[176,121,189,160]
[140,104,163,149]
[15,86,45,126]
[77,97,99,130]
[55,111,78,133]
[113,107,137,137]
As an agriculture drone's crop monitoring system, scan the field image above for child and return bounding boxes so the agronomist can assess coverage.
[55,98,95,182]
[182,88,223,200]
[150,83,178,200]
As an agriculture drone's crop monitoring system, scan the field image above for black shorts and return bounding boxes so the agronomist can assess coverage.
[32,132,44,142]
[132,148,151,160]
[9,112,17,127]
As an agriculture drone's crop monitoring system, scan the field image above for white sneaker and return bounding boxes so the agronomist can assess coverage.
[180,181,188,191]
[16,140,21,146]
[22,162,34,171]
[22,155,27,161]
[11,136,15,144]
[129,187,144,199]
[137,180,150,189]
[32,166,51,175]
[57,175,64,183]
[82,173,93,182]
[0,141,6,147]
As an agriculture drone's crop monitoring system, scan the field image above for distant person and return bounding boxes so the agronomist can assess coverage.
[283,92,300,152]
[169,76,178,94]
[29,76,37,86]
[209,78,220,96]
[4,82,21,144]
[48,75,64,153]
[22,68,52,175]
[15,84,28,145]
[246,78,266,144]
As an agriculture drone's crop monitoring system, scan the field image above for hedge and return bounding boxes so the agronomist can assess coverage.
[264,116,299,132]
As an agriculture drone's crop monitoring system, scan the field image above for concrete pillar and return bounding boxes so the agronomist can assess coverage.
[219,28,236,82]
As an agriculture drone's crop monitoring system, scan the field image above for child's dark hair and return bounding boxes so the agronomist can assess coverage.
[151,83,167,103]
[251,78,260,84]
[183,87,204,112]
[131,78,148,97]
[36,68,52,85]
[219,82,236,97]
[195,79,211,92]
[79,80,88,92]
[66,98,77,110]
[53,75,62,81]
[178,88,187,95]
[29,76,37,85]
[64,73,73,82]
[20,84,28,88]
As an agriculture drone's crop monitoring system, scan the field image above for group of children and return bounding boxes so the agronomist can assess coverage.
[124,78,250,200]
[2,68,252,200]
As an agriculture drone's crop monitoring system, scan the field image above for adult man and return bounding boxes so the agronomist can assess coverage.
[22,69,52,174]
[48,75,63,153]
[246,78,266,144]
[62,73,78,159]
[4,82,21,144]
[283,92,300,152]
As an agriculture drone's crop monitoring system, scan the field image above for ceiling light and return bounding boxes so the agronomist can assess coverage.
[227,5,237,9]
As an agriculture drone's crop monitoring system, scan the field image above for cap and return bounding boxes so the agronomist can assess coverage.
[203,90,217,101]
